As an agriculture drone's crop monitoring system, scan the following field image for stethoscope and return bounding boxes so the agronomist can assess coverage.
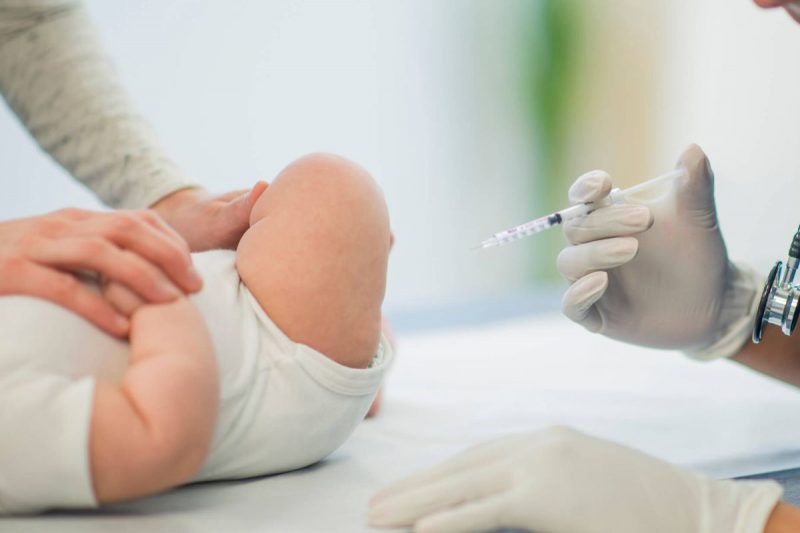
[753,226,800,343]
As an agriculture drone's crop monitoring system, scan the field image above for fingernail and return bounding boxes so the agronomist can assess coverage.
[187,266,203,289]
[158,281,181,299]
[249,181,266,198]
[114,315,130,333]
[569,171,608,203]
[575,270,607,296]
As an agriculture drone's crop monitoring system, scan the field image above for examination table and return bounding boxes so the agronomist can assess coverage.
[5,293,800,532]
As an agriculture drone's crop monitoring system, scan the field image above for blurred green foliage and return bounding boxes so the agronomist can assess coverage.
[522,0,583,280]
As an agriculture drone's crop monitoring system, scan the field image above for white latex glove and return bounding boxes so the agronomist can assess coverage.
[369,427,783,533]
[557,144,761,359]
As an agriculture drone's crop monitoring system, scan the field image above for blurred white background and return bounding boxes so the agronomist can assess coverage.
[0,0,798,311]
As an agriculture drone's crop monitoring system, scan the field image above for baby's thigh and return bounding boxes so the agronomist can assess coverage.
[237,153,391,368]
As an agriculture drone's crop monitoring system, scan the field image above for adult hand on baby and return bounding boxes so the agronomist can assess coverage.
[557,144,760,359]
[0,208,201,337]
[152,182,269,251]
[369,426,783,533]
[102,279,147,318]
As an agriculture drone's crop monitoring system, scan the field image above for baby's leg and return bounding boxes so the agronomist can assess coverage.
[237,153,391,369]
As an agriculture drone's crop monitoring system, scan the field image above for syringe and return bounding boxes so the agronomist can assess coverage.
[475,168,687,250]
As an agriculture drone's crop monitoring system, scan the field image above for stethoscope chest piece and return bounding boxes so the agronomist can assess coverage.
[753,227,800,344]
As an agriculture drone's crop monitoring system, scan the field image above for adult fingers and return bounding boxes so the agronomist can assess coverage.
[136,209,203,290]
[29,237,182,304]
[139,208,191,253]
[372,441,510,506]
[563,204,652,245]
[753,0,800,19]
[246,181,270,211]
[561,271,607,333]
[557,237,638,283]
[0,258,129,336]
[369,466,509,528]
[372,433,537,509]
[250,180,270,201]
[215,187,250,203]
[211,181,268,220]
[102,280,146,317]
[89,211,202,293]
[786,2,800,22]
[195,182,270,251]
[219,182,270,230]
[675,144,717,225]
[413,494,511,533]
[568,170,612,204]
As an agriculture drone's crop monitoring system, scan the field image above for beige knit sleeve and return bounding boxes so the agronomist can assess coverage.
[0,0,197,209]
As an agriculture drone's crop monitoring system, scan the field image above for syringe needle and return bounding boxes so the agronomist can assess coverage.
[472,238,498,250]
[475,168,686,250]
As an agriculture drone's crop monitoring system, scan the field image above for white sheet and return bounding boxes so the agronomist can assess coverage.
[6,313,800,532]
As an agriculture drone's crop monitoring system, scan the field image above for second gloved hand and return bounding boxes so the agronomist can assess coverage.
[557,144,760,358]
[369,427,782,533]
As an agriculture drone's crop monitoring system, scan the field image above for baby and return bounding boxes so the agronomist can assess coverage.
[0,153,394,513]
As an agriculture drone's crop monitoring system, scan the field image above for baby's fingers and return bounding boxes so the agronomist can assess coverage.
[561,271,607,333]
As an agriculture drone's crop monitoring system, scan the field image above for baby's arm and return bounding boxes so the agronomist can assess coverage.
[89,297,218,503]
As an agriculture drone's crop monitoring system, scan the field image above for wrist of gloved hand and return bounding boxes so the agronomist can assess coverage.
[685,262,763,361]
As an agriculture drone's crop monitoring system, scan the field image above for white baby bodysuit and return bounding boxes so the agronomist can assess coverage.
[0,250,392,514]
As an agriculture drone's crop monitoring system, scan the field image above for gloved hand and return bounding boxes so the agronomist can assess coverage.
[369,426,783,533]
[557,144,761,359]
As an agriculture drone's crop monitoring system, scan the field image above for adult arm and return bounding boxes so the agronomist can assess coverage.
[733,327,800,387]
[767,503,800,533]
[0,0,194,209]
[0,0,264,249]
[89,296,218,502]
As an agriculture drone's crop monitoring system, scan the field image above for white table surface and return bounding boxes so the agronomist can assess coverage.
[6,313,800,532]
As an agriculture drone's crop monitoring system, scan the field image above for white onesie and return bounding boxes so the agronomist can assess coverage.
[0,250,392,514]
